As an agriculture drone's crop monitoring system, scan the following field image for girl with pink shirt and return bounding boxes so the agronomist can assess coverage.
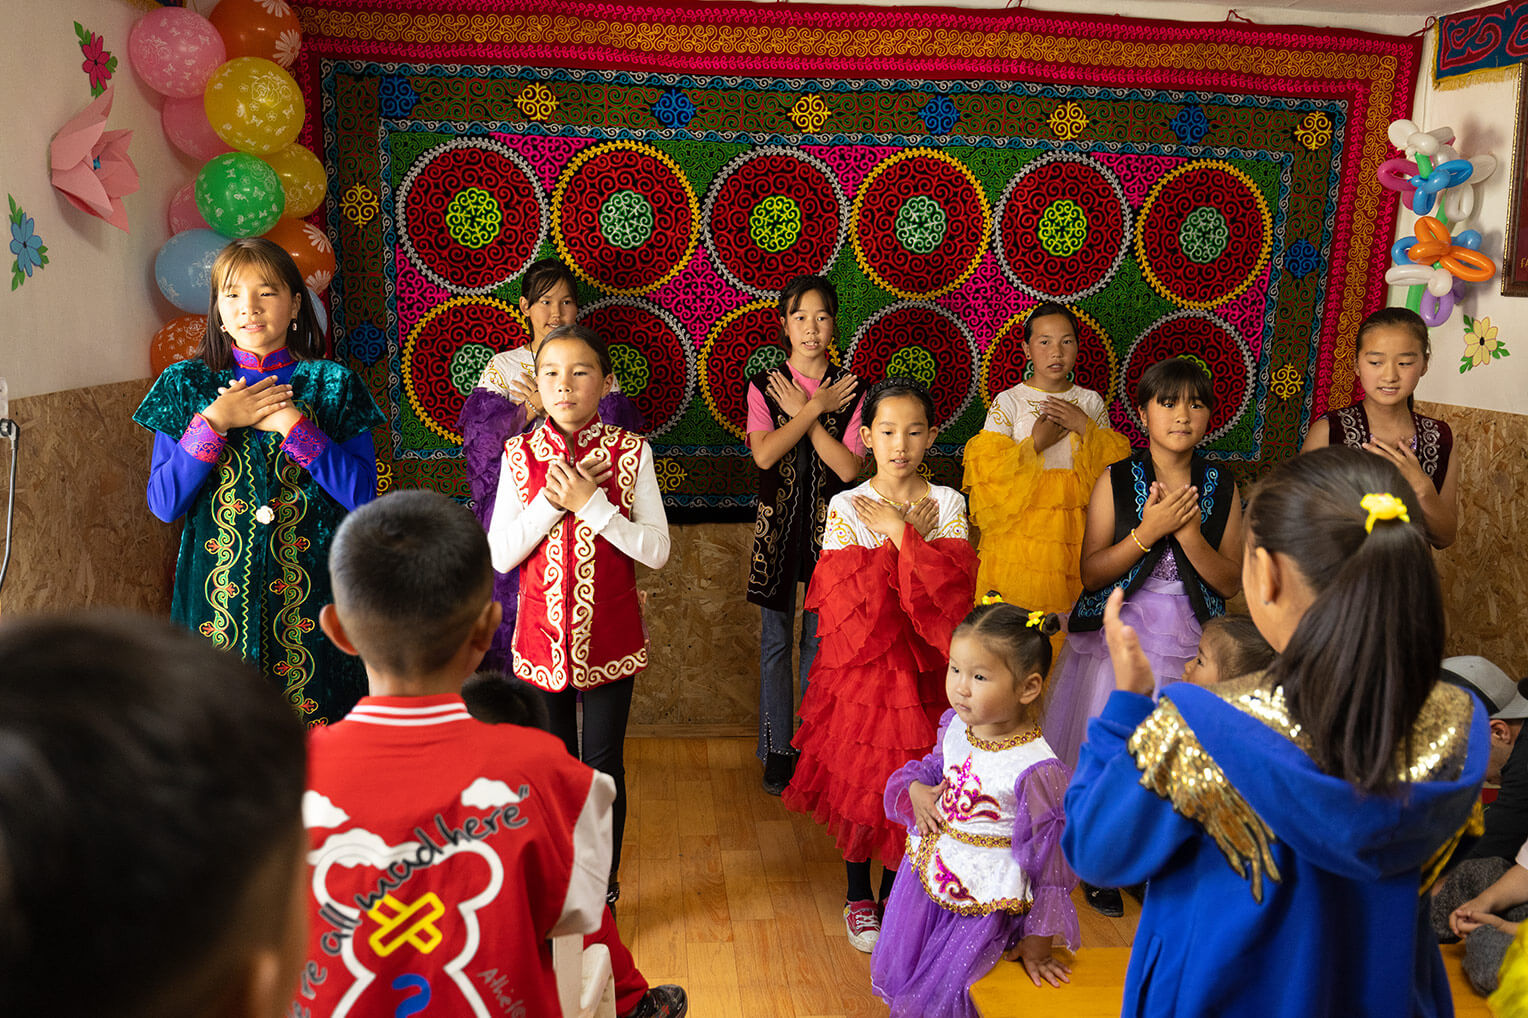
[745,275,866,794]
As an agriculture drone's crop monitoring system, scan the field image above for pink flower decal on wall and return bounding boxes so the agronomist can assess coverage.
[74,22,117,97]
[50,87,140,233]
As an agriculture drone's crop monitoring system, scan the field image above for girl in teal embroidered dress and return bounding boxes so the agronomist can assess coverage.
[134,238,384,725]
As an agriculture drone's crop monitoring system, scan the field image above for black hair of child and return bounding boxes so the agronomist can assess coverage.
[521,256,581,308]
[1356,305,1431,362]
[198,236,327,371]
[0,613,305,1017]
[1247,446,1441,792]
[1355,306,1431,410]
[956,592,1064,682]
[775,274,839,349]
[860,376,936,431]
[1022,302,1079,343]
[1135,356,1217,411]
[461,670,552,731]
[536,323,614,377]
[1201,614,1276,681]
[329,488,495,676]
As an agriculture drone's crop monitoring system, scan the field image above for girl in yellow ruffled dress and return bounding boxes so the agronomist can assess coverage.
[963,303,1129,617]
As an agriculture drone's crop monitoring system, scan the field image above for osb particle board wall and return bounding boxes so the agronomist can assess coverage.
[3,386,1523,732]
[0,381,177,620]
[1419,401,1528,678]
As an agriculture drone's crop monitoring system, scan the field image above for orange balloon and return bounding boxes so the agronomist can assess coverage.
[1442,248,1497,282]
[151,315,208,376]
[262,217,337,293]
[210,0,302,69]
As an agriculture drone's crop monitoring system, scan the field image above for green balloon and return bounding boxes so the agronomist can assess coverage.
[194,152,286,239]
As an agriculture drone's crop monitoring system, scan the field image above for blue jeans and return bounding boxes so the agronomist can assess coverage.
[758,596,818,760]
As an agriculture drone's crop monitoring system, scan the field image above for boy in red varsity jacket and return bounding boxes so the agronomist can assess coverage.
[297,489,614,1018]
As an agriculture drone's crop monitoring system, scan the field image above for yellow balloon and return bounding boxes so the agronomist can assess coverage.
[203,56,304,155]
[262,143,326,218]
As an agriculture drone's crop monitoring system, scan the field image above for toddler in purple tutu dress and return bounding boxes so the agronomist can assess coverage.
[872,596,1078,1018]
[1043,357,1245,771]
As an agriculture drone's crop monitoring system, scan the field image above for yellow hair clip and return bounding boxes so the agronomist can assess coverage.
[1360,491,1411,533]
[1026,610,1046,629]
[979,592,1005,606]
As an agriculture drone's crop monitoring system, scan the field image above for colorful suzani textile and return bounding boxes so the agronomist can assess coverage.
[291,1,1419,520]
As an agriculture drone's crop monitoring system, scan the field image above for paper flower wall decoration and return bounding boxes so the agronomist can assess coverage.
[9,195,49,291]
[74,22,118,97]
[50,86,139,233]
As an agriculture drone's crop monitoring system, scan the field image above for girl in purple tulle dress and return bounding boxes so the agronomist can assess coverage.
[872,597,1079,1018]
[1042,357,1245,773]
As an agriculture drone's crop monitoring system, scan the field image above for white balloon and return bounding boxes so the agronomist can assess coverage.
[1471,153,1498,183]
[1444,183,1478,228]
[1427,271,1455,296]
[1389,119,1420,148]
[1385,265,1434,286]
[1410,131,1441,156]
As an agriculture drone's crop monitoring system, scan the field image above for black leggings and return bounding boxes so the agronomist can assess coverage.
[536,678,635,882]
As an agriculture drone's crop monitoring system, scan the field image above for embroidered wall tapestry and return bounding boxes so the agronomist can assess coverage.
[291,1,1419,521]
[1435,1,1528,86]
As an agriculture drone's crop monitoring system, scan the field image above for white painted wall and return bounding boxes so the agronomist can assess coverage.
[0,0,193,399]
[1402,33,1528,416]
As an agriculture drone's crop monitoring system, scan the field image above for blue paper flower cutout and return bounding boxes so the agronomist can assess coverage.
[651,88,697,129]
[379,75,420,119]
[346,321,388,365]
[1170,105,1210,145]
[10,215,44,277]
[1284,238,1322,280]
[9,195,48,291]
[918,94,961,135]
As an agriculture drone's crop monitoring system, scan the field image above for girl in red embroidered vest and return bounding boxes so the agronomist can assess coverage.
[783,379,979,954]
[486,324,670,908]
[1302,307,1459,547]
[746,275,867,796]
[872,599,1079,1018]
[459,259,645,673]
[1045,357,1245,769]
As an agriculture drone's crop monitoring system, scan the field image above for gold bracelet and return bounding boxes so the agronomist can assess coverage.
[1129,528,1149,554]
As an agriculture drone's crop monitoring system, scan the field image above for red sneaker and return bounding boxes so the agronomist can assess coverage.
[844,899,881,953]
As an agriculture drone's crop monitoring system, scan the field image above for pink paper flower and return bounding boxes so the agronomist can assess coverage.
[50,86,139,233]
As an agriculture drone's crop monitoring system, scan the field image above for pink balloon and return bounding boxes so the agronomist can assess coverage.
[168,181,210,235]
[127,8,225,98]
[162,96,232,162]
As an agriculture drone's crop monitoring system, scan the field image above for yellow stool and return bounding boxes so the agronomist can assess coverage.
[971,944,1491,1017]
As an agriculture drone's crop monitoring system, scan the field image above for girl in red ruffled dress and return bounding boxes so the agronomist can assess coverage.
[783,378,979,954]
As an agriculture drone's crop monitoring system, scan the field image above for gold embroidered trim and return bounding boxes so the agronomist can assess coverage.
[941,827,1012,849]
[1221,671,1474,783]
[910,831,1032,917]
[1129,697,1281,903]
[968,727,1043,753]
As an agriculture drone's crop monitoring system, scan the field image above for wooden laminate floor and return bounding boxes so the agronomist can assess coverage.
[612,737,1140,1017]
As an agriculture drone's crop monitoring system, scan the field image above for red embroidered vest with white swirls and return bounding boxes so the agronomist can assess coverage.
[504,419,647,691]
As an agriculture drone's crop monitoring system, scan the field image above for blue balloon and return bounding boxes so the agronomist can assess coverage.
[1391,236,1418,265]
[155,229,228,313]
[1456,229,1483,251]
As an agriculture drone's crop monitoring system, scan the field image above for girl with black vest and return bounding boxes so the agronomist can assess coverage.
[1043,356,1244,773]
[745,275,866,794]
